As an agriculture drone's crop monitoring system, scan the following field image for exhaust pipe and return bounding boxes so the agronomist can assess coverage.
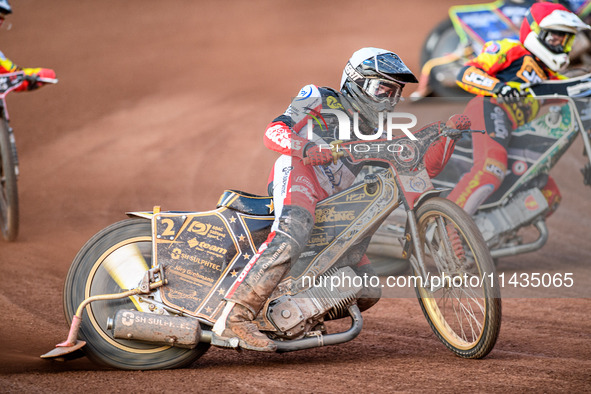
[108,310,202,349]
[490,220,549,259]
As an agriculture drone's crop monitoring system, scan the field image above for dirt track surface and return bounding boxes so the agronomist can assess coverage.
[1,0,590,392]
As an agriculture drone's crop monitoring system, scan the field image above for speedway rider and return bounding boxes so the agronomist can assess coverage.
[213,47,462,352]
[0,1,56,90]
[449,2,590,214]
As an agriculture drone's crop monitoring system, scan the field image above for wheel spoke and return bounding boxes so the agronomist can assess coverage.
[456,290,482,339]
[0,122,19,241]
[443,287,478,343]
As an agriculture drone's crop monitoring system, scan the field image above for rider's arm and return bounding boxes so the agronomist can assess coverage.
[0,51,55,91]
[425,135,456,178]
[456,65,500,96]
[423,114,470,178]
[263,84,322,156]
[264,117,310,156]
[0,52,16,74]
[456,39,525,96]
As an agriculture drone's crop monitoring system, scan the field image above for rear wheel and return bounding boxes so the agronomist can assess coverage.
[419,18,472,98]
[412,198,501,359]
[0,119,18,241]
[63,219,210,370]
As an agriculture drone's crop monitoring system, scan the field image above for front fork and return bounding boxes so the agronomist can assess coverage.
[401,196,462,288]
[1,117,19,177]
[581,129,591,186]
[7,123,18,177]
[401,190,449,280]
[402,210,429,282]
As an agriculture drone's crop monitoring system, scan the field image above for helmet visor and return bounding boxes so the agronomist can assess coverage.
[363,79,403,107]
[540,29,575,53]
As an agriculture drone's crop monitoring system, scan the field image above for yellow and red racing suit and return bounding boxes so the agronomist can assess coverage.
[449,38,562,214]
[0,50,55,91]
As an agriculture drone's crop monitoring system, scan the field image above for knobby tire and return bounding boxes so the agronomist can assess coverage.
[0,118,18,241]
[412,197,501,359]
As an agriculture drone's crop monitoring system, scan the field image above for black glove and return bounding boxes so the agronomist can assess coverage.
[493,83,521,104]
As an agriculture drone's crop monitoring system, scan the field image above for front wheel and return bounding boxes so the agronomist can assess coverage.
[0,119,19,241]
[63,219,210,370]
[411,198,501,359]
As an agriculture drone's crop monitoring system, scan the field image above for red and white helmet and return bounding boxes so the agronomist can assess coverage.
[520,2,590,71]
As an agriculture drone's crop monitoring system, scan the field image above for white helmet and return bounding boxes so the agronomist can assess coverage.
[340,47,417,128]
[520,2,591,71]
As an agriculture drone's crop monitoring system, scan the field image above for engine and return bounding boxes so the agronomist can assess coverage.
[266,266,362,339]
[473,187,549,246]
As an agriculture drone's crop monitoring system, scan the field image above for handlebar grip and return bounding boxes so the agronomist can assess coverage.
[23,75,58,84]
[37,78,58,84]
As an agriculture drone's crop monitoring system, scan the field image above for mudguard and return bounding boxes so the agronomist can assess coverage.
[126,211,156,220]
[412,188,450,209]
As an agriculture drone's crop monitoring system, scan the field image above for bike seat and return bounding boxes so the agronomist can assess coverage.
[216,190,274,216]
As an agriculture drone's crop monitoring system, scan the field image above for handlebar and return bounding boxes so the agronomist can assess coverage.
[301,128,485,166]
[24,74,58,85]
[514,74,591,97]
[38,78,58,84]
[441,128,486,139]
[0,72,58,108]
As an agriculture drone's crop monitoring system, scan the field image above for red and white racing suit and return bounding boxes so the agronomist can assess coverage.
[226,84,455,316]
[450,38,562,214]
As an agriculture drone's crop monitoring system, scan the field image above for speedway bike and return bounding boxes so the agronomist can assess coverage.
[0,71,57,241]
[380,74,591,264]
[42,123,501,370]
[412,0,591,99]
[438,75,591,259]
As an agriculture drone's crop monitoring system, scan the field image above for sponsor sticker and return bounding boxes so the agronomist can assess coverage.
[484,42,500,54]
[512,160,528,175]
[484,157,506,180]
[524,194,539,211]
[315,206,356,223]
[464,71,496,88]
[326,96,344,110]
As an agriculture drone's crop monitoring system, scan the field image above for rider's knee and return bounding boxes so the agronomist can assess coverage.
[275,205,315,254]
[473,136,508,191]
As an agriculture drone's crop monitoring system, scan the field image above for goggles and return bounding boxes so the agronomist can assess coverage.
[540,29,575,53]
[363,79,403,107]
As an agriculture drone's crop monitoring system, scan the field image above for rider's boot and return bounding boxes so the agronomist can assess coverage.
[216,302,276,352]
[214,206,314,351]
